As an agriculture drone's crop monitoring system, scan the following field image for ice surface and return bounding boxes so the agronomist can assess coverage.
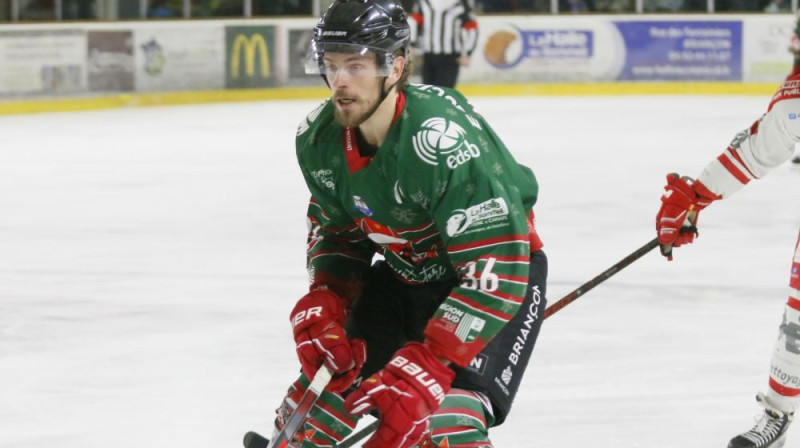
[1,94,799,448]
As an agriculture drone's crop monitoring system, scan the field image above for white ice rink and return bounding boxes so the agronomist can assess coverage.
[1,93,799,448]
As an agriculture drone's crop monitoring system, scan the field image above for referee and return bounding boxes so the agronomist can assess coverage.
[410,0,479,88]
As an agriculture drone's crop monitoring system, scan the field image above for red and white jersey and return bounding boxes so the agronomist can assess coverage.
[697,75,800,198]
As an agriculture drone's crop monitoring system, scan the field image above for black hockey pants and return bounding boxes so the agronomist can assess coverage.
[345,250,548,426]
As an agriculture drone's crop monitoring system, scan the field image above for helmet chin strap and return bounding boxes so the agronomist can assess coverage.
[379,76,399,104]
[355,77,395,125]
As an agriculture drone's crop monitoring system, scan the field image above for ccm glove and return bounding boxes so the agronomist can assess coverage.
[656,173,720,259]
[344,342,455,448]
[290,289,366,392]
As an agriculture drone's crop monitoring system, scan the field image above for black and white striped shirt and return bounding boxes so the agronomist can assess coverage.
[411,0,479,57]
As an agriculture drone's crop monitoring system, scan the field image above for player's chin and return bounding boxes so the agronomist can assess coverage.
[334,108,366,128]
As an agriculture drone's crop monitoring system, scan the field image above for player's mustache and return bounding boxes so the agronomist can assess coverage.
[334,90,357,101]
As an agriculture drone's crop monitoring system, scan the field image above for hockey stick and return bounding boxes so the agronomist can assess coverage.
[325,237,657,445]
[246,238,659,448]
[244,365,333,448]
[543,237,659,319]
[244,420,378,448]
[337,421,379,448]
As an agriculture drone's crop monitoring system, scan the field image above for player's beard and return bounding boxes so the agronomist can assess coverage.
[333,86,382,128]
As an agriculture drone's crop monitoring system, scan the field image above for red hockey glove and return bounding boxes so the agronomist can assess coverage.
[291,289,366,392]
[655,173,720,260]
[343,342,455,448]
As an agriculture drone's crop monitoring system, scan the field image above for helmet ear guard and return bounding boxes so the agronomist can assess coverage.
[305,0,410,77]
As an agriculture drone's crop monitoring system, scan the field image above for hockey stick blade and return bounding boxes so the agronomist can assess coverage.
[243,431,269,448]
[544,237,659,319]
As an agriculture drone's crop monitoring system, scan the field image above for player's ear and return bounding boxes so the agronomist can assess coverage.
[389,55,405,84]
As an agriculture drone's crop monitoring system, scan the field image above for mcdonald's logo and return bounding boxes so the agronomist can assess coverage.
[230,33,270,79]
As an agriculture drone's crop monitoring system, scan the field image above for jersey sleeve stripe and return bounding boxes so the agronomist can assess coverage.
[476,253,530,263]
[717,150,754,185]
[314,401,359,431]
[499,273,529,284]
[447,234,529,254]
[449,291,515,321]
[432,407,486,423]
[308,201,330,220]
[727,146,758,179]
[481,289,525,305]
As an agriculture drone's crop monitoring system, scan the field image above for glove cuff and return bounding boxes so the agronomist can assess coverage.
[692,179,721,209]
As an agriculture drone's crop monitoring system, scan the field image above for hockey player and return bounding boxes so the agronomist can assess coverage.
[788,11,800,165]
[655,78,800,447]
[271,1,548,447]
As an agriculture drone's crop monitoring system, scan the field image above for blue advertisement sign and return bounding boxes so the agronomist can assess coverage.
[613,21,742,81]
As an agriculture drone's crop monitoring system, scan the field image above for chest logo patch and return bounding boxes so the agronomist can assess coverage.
[412,117,481,168]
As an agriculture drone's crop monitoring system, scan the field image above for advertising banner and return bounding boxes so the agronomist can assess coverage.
[88,30,135,92]
[742,16,794,82]
[0,30,85,96]
[464,17,626,83]
[225,25,277,89]
[287,27,316,85]
[612,20,743,81]
[135,26,225,92]
[0,15,792,102]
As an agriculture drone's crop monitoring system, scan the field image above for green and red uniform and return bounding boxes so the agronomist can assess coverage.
[278,83,547,447]
[297,83,542,368]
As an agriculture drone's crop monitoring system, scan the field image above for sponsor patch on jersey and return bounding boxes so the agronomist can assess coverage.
[310,169,335,191]
[467,353,489,375]
[493,376,510,396]
[396,263,448,283]
[352,195,373,216]
[501,365,513,385]
[455,313,486,343]
[412,117,481,168]
[446,198,510,237]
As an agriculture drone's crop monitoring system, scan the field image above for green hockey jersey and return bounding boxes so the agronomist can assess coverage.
[295,84,540,367]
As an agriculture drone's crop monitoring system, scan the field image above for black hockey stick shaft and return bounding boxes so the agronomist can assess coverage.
[543,237,659,320]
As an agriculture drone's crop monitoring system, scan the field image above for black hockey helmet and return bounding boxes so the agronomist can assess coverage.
[305,0,411,76]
